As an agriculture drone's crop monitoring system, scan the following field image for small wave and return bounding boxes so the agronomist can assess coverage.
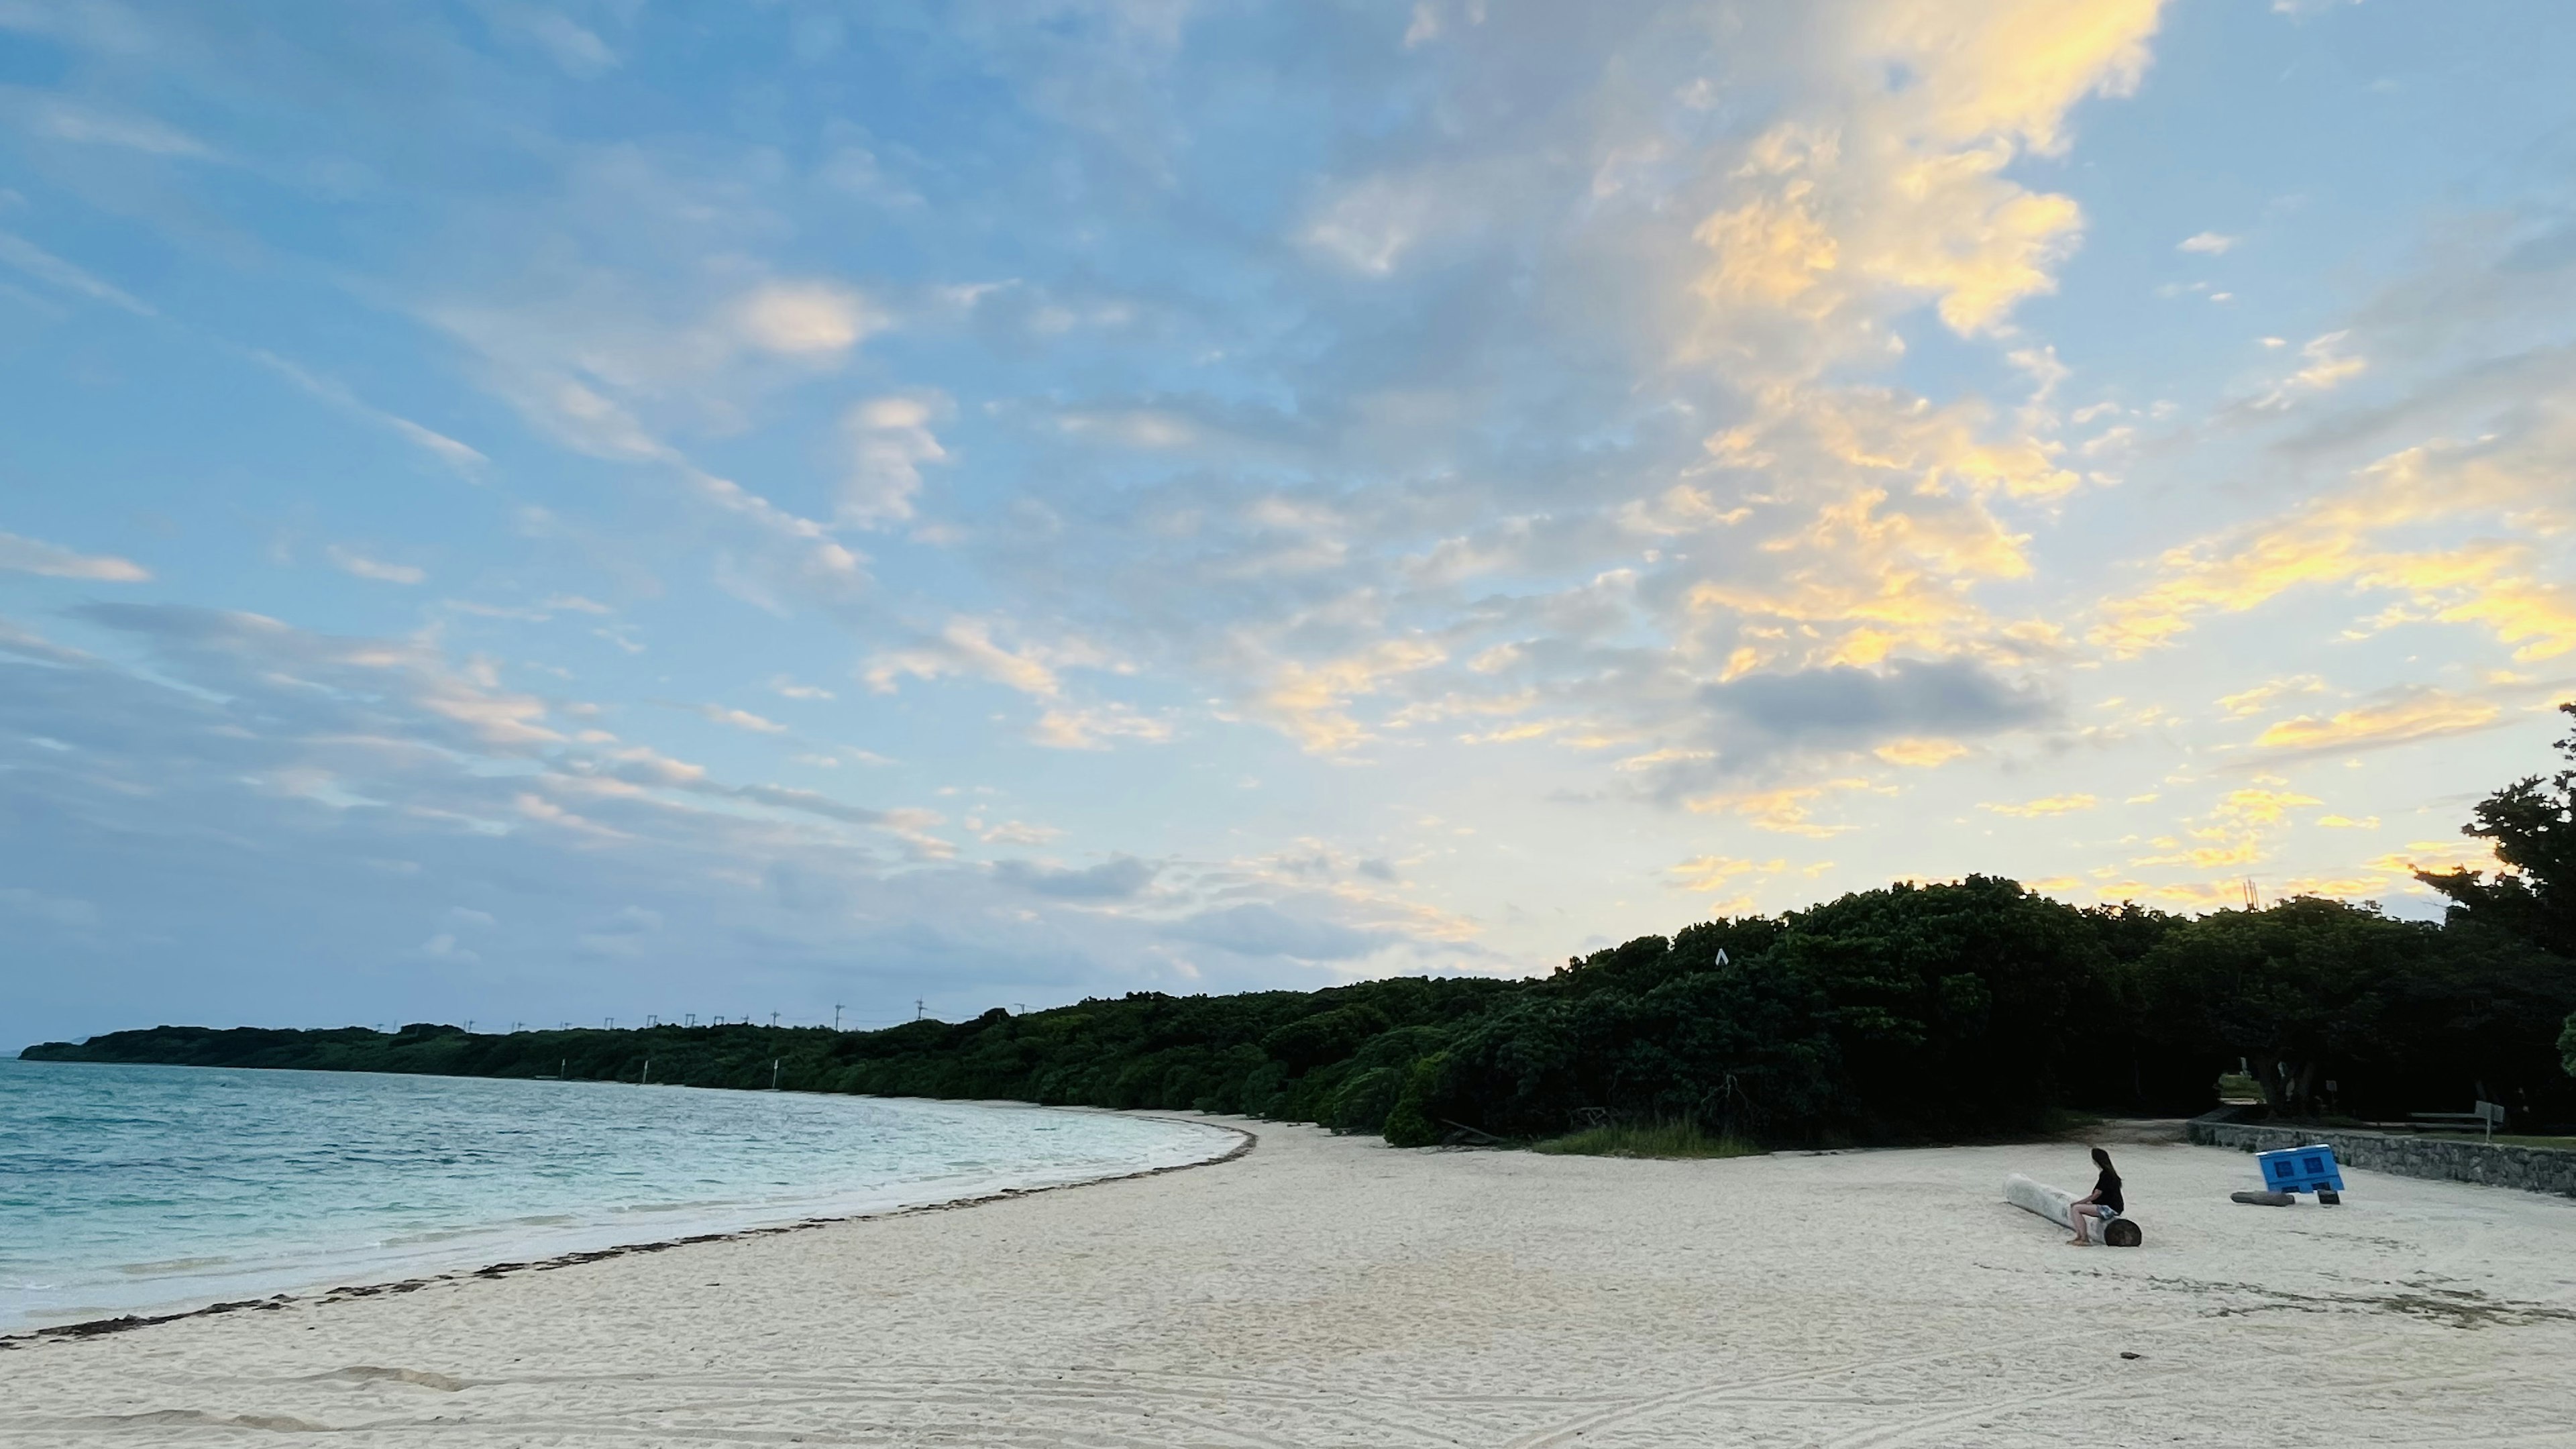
[112,1256,235,1276]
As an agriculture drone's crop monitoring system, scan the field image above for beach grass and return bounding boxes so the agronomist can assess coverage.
[1529,1120,1766,1159]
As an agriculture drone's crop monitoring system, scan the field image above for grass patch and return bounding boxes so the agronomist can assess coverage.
[1529,1120,1766,1159]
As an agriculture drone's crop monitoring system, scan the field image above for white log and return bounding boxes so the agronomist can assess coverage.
[2005,1172,2082,1234]
[2005,1173,2142,1246]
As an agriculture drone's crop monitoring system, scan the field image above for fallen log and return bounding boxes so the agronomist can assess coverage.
[2231,1190,2295,1206]
[2005,1172,2143,1246]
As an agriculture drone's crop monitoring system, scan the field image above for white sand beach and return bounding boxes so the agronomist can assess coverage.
[5,1119,2573,1447]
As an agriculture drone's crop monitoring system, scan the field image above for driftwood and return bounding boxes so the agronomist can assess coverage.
[2231,1190,2296,1206]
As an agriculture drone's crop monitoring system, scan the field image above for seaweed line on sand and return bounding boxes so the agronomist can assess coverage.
[1,1116,1255,1352]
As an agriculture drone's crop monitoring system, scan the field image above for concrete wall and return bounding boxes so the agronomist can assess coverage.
[2188,1118,2576,1199]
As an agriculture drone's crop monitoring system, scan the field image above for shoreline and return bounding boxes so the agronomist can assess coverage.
[1,1114,1254,1352]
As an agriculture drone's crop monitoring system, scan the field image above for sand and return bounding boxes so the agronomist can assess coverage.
[5,1118,2573,1447]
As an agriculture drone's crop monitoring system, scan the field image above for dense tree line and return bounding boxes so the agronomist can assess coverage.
[31,708,2576,1144]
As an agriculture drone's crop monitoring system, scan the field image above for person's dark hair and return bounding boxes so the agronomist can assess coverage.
[2091,1147,2115,1172]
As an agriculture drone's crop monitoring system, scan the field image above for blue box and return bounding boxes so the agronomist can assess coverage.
[2257,1144,2346,1194]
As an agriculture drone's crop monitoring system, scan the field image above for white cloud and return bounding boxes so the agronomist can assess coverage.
[841,392,950,527]
[23,97,215,158]
[325,545,426,585]
[2178,231,2238,254]
[248,351,485,473]
[2249,330,2367,409]
[866,616,1070,699]
[0,531,150,581]
[731,281,885,357]
[0,229,153,315]
[698,702,788,734]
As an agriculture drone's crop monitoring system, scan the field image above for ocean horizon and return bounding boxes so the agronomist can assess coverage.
[0,1056,1237,1334]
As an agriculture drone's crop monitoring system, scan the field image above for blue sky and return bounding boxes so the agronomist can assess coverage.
[5,0,2574,1046]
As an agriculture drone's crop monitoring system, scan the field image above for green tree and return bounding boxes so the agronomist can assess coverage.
[2417,700,2575,959]
[2417,700,2576,1081]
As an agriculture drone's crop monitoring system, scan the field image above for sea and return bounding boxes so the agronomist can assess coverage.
[0,1056,1238,1334]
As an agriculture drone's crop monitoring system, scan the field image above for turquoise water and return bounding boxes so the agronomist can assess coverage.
[0,1057,1236,1332]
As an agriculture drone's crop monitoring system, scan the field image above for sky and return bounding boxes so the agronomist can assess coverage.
[4,0,2575,1048]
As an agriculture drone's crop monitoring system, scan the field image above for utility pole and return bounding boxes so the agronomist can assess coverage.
[685,1013,695,1028]
[769,1011,780,1028]
[466,1020,474,1034]
[915,998,925,1022]
[834,1003,844,1032]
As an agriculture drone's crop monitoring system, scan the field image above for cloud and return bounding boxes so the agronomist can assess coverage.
[1251,639,1446,753]
[1167,902,1386,961]
[1685,778,1879,837]
[248,352,486,474]
[2094,429,2576,659]
[15,97,215,158]
[492,5,621,76]
[1872,737,1970,767]
[1695,0,2160,337]
[325,545,426,585]
[1982,793,2098,818]
[994,855,1158,900]
[1032,702,1175,749]
[2249,331,2367,410]
[1700,658,2053,749]
[2178,231,2238,254]
[976,819,1062,846]
[0,231,153,315]
[841,392,949,526]
[0,531,150,582]
[2216,676,2326,718]
[733,281,885,357]
[2126,785,2323,871]
[1668,855,1786,892]
[698,703,788,735]
[867,617,1067,698]
[2251,689,2506,757]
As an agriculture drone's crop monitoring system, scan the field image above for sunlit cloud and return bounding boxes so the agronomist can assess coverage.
[1982,793,2098,818]
[2251,689,2506,757]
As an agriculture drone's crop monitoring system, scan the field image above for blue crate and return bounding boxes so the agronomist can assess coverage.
[2256,1144,2345,1194]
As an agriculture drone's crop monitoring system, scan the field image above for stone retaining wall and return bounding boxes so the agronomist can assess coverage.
[2188,1118,2576,1198]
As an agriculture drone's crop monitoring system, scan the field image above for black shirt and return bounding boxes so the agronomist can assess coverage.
[2094,1168,2124,1214]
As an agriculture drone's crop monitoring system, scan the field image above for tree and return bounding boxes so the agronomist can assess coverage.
[2418,701,2576,959]
[2418,700,2576,1084]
